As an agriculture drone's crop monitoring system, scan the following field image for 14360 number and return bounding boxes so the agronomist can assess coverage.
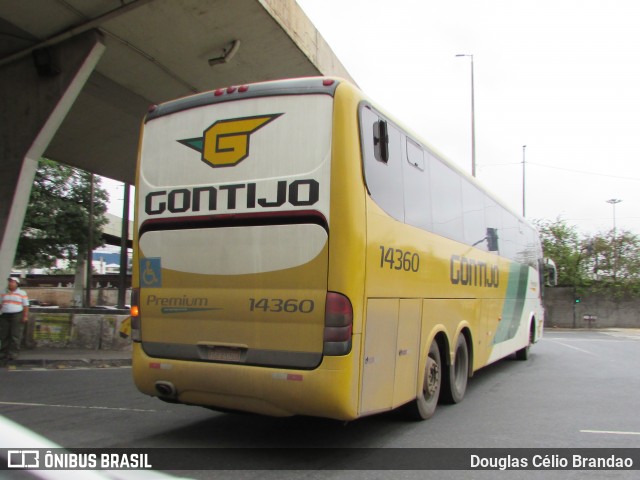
[379,246,420,272]
[249,298,315,313]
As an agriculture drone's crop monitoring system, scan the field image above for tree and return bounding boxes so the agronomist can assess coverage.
[536,217,640,298]
[583,229,640,297]
[534,217,588,288]
[15,159,109,271]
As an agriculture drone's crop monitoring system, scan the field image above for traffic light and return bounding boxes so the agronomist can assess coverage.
[575,297,581,304]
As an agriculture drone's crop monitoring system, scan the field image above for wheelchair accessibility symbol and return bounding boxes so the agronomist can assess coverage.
[141,258,162,287]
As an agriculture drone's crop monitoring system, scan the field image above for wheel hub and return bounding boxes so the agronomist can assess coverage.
[425,356,439,397]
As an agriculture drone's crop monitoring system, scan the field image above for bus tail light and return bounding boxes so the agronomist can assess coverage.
[323,292,353,356]
[131,288,141,342]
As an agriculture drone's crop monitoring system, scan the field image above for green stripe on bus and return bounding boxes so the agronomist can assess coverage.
[493,263,529,344]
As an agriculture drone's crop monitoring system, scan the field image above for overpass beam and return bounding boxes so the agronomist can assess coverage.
[0,30,105,281]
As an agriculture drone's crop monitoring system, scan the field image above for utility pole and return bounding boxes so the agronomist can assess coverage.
[522,145,526,217]
[456,54,476,177]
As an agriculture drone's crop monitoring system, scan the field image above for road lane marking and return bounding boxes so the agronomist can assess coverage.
[551,341,597,355]
[0,400,161,413]
[544,338,635,342]
[581,429,640,436]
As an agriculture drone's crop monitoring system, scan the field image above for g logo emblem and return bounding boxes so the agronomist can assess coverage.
[178,114,283,168]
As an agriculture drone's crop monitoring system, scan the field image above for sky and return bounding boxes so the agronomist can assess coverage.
[294,0,640,236]
[107,0,640,236]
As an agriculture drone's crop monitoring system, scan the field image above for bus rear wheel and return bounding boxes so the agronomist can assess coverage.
[441,334,469,404]
[407,340,441,420]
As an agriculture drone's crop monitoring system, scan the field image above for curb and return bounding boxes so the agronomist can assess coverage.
[14,358,132,369]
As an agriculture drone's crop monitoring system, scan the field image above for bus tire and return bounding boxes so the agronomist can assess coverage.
[441,334,469,404]
[406,340,442,420]
[515,324,534,361]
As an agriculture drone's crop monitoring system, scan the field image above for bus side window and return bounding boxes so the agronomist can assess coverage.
[462,179,486,249]
[373,120,389,163]
[406,137,424,170]
[360,106,404,222]
[430,157,463,242]
[404,138,432,231]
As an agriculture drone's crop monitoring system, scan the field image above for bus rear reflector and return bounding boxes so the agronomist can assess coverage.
[323,292,353,356]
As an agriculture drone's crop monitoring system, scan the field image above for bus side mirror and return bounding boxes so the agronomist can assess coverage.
[373,120,389,163]
[486,227,499,251]
[544,258,558,286]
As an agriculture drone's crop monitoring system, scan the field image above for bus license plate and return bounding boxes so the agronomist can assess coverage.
[206,346,242,362]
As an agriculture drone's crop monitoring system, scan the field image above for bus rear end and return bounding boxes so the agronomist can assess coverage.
[132,78,357,418]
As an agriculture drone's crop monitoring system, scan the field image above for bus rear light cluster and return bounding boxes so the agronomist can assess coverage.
[214,85,250,97]
[323,292,353,356]
[131,288,142,342]
[213,79,333,98]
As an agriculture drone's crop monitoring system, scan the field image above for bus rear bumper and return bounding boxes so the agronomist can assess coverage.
[132,341,360,421]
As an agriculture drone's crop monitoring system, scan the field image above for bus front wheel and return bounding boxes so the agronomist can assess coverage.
[515,323,534,361]
[407,340,442,420]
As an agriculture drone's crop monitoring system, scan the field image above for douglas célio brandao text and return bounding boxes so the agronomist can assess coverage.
[470,453,634,470]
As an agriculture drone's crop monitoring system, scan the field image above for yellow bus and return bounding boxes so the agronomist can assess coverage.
[131,77,549,421]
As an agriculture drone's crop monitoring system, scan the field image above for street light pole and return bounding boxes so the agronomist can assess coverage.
[522,145,526,217]
[456,54,476,177]
[606,198,621,237]
[606,198,622,283]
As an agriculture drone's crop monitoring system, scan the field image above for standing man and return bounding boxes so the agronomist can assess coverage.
[0,277,30,364]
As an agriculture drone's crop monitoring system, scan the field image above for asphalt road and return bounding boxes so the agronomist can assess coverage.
[1,329,639,479]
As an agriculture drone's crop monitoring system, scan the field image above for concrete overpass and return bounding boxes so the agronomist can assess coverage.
[0,0,353,280]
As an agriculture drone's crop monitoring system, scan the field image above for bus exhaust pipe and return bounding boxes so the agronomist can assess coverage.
[155,381,177,398]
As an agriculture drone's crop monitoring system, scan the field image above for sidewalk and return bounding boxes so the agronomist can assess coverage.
[6,347,132,368]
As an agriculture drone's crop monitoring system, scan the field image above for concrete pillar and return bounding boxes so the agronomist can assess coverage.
[0,30,105,281]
